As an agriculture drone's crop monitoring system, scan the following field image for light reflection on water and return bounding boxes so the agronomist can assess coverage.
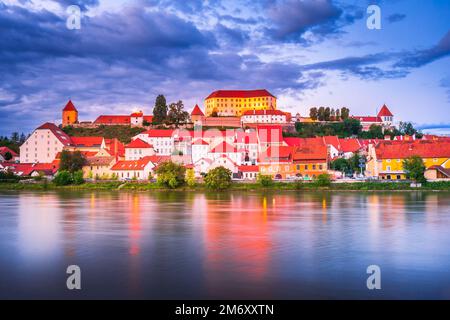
[1,190,450,299]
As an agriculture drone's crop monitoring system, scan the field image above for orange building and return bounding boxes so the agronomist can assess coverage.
[62,100,78,127]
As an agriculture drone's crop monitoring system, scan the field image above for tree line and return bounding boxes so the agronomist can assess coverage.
[152,95,190,126]
[309,107,350,121]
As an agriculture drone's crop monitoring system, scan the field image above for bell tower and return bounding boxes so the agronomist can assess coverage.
[62,100,78,127]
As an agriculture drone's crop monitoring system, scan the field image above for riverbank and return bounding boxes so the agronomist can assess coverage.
[1,180,450,192]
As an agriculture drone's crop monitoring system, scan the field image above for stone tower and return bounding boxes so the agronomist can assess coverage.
[62,100,78,127]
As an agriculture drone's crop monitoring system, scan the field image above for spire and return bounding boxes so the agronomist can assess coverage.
[191,104,204,116]
[63,100,77,112]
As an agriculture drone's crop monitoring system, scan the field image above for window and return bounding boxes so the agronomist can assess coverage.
[387,166,391,171]
[396,175,401,180]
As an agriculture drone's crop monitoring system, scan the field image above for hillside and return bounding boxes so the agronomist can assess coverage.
[62,125,146,144]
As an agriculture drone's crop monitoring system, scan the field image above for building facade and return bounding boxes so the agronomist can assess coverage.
[205,89,277,117]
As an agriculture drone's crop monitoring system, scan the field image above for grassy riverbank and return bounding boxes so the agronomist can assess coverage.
[1,180,450,192]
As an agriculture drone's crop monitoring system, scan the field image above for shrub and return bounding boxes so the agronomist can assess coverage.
[185,168,196,187]
[53,170,73,186]
[155,161,186,189]
[257,174,273,187]
[315,173,332,187]
[72,170,85,185]
[204,166,232,190]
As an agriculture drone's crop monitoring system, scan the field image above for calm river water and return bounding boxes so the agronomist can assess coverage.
[1,190,450,299]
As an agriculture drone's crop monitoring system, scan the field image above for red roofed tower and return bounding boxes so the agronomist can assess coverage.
[62,100,78,127]
[377,104,394,125]
[191,104,205,126]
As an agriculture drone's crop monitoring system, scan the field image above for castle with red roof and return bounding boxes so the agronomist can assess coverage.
[351,104,394,131]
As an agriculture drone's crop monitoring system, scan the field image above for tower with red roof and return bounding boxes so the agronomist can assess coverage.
[191,104,205,126]
[62,100,78,127]
[377,104,394,125]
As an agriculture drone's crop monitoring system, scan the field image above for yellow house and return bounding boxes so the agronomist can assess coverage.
[205,89,276,117]
[366,140,450,180]
[82,156,117,180]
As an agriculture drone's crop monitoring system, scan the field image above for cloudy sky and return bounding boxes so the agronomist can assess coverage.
[0,0,449,136]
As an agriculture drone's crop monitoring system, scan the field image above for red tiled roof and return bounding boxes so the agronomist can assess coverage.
[111,156,155,171]
[283,137,325,147]
[192,139,209,145]
[142,129,174,138]
[210,141,237,153]
[70,136,104,147]
[130,111,143,117]
[206,89,276,99]
[259,146,293,163]
[242,109,285,116]
[322,136,340,149]
[126,138,152,149]
[427,165,450,178]
[376,140,450,159]
[36,122,72,146]
[105,139,125,158]
[378,104,393,117]
[339,139,361,153]
[63,100,77,112]
[0,146,18,157]
[238,165,259,172]
[352,116,382,122]
[4,163,58,176]
[191,104,204,116]
[293,144,328,162]
[94,115,130,124]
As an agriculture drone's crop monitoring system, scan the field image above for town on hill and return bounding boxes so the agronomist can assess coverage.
[1,89,449,184]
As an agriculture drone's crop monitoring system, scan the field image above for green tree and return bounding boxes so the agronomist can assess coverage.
[331,158,350,173]
[309,107,318,121]
[403,156,426,183]
[343,118,362,136]
[155,161,186,188]
[399,122,417,136]
[185,168,196,187]
[53,170,73,186]
[335,108,341,121]
[330,108,336,120]
[167,100,190,126]
[153,94,168,124]
[318,107,325,121]
[368,124,384,139]
[340,107,350,120]
[59,150,87,173]
[324,107,331,121]
[4,151,12,161]
[257,174,273,187]
[10,132,19,144]
[204,166,232,190]
[315,173,332,187]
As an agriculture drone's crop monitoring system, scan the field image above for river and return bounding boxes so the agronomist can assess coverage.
[1,190,450,299]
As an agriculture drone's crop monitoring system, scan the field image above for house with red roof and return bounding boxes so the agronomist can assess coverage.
[20,122,72,164]
[124,138,155,160]
[205,89,277,117]
[111,156,166,180]
[192,138,209,164]
[352,104,394,131]
[0,146,19,162]
[208,141,241,165]
[235,130,258,165]
[238,165,260,180]
[133,129,175,155]
[94,111,153,127]
[366,140,450,180]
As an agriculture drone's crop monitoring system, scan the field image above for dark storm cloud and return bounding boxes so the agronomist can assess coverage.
[263,0,364,42]
[387,13,406,23]
[394,30,450,68]
[56,0,100,11]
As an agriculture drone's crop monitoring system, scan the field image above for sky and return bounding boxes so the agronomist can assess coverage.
[0,0,449,136]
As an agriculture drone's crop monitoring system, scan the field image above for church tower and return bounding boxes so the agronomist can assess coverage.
[62,100,78,127]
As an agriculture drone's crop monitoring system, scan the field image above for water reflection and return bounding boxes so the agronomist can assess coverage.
[0,190,450,299]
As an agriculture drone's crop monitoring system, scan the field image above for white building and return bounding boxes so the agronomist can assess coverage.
[20,122,72,163]
[192,139,209,164]
[124,138,155,160]
[241,109,287,124]
[110,156,157,180]
[134,130,174,155]
[235,130,258,165]
[207,141,241,165]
